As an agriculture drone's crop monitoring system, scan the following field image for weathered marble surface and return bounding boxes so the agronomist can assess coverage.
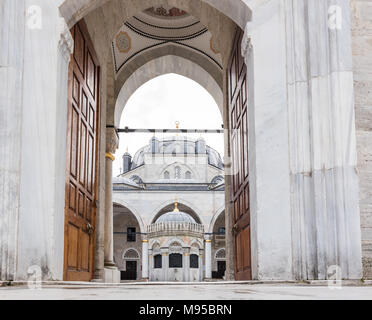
[0,0,25,281]
[283,0,362,280]
[0,0,71,281]
[351,0,372,279]
[243,0,293,280]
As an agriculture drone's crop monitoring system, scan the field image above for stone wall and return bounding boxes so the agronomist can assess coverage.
[113,210,142,279]
[351,0,372,279]
[211,213,225,274]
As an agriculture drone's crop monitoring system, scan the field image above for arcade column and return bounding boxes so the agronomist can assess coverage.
[103,127,120,283]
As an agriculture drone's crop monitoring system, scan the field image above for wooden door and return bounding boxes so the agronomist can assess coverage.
[228,29,251,280]
[64,20,100,281]
[121,261,137,280]
[217,261,226,279]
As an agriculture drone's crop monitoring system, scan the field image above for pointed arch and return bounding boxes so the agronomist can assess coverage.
[208,207,225,233]
[150,198,203,224]
[114,55,223,126]
[123,248,140,260]
[112,198,146,233]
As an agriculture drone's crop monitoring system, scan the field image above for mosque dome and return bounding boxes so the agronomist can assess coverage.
[156,211,196,224]
[130,136,223,170]
[155,200,197,224]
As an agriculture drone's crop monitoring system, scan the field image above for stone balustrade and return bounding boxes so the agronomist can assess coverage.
[147,222,204,237]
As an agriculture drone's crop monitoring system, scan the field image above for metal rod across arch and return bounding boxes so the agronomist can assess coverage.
[116,127,224,134]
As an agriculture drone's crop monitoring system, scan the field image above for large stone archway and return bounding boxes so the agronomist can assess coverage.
[113,203,145,280]
[114,54,223,127]
[59,0,252,31]
[0,0,366,282]
[64,0,364,282]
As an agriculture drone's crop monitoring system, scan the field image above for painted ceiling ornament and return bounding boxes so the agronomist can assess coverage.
[146,6,187,17]
[116,31,131,53]
[210,36,220,55]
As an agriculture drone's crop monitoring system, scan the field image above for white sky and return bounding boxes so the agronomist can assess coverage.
[113,73,224,176]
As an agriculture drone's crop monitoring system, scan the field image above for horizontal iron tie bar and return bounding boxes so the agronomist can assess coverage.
[117,127,224,134]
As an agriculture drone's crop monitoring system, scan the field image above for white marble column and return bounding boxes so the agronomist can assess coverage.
[148,249,153,281]
[161,248,168,281]
[240,0,362,280]
[204,235,212,279]
[281,0,362,279]
[142,237,149,280]
[239,0,293,280]
[103,128,120,282]
[199,249,204,281]
[0,0,26,281]
[183,248,190,282]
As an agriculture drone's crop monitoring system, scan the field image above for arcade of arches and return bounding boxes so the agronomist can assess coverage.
[1,0,372,282]
[113,203,226,281]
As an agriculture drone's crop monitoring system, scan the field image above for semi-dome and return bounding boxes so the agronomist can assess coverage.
[156,211,196,224]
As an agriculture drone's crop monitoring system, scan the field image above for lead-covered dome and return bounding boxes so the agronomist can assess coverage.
[156,211,196,224]
[155,200,197,224]
[130,136,223,170]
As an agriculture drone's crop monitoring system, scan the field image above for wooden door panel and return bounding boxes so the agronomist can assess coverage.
[86,51,96,96]
[67,224,79,269]
[74,26,85,75]
[228,29,252,280]
[64,20,100,281]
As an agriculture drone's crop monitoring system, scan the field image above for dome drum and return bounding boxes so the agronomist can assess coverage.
[147,221,204,237]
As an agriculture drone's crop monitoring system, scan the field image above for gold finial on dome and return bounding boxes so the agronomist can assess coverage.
[126,146,129,153]
[173,196,179,212]
[175,121,180,137]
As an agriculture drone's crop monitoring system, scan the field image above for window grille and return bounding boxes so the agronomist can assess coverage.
[190,254,199,268]
[169,253,182,268]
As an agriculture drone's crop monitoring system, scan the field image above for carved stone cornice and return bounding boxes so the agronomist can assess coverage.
[58,18,74,63]
[106,127,119,155]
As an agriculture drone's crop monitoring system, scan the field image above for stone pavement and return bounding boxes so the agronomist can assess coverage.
[1,281,372,300]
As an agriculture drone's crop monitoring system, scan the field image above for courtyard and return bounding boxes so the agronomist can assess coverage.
[1,282,372,300]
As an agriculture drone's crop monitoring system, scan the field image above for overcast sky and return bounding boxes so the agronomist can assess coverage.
[113,74,224,176]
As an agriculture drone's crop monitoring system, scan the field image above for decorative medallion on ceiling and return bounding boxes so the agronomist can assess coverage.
[115,32,132,53]
[112,9,223,76]
[145,5,188,18]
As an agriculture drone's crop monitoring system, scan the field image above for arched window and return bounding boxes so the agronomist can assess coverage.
[185,171,192,179]
[154,255,162,269]
[190,254,199,268]
[169,253,182,268]
[215,248,226,260]
[174,166,181,179]
[164,171,170,179]
[123,248,140,260]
